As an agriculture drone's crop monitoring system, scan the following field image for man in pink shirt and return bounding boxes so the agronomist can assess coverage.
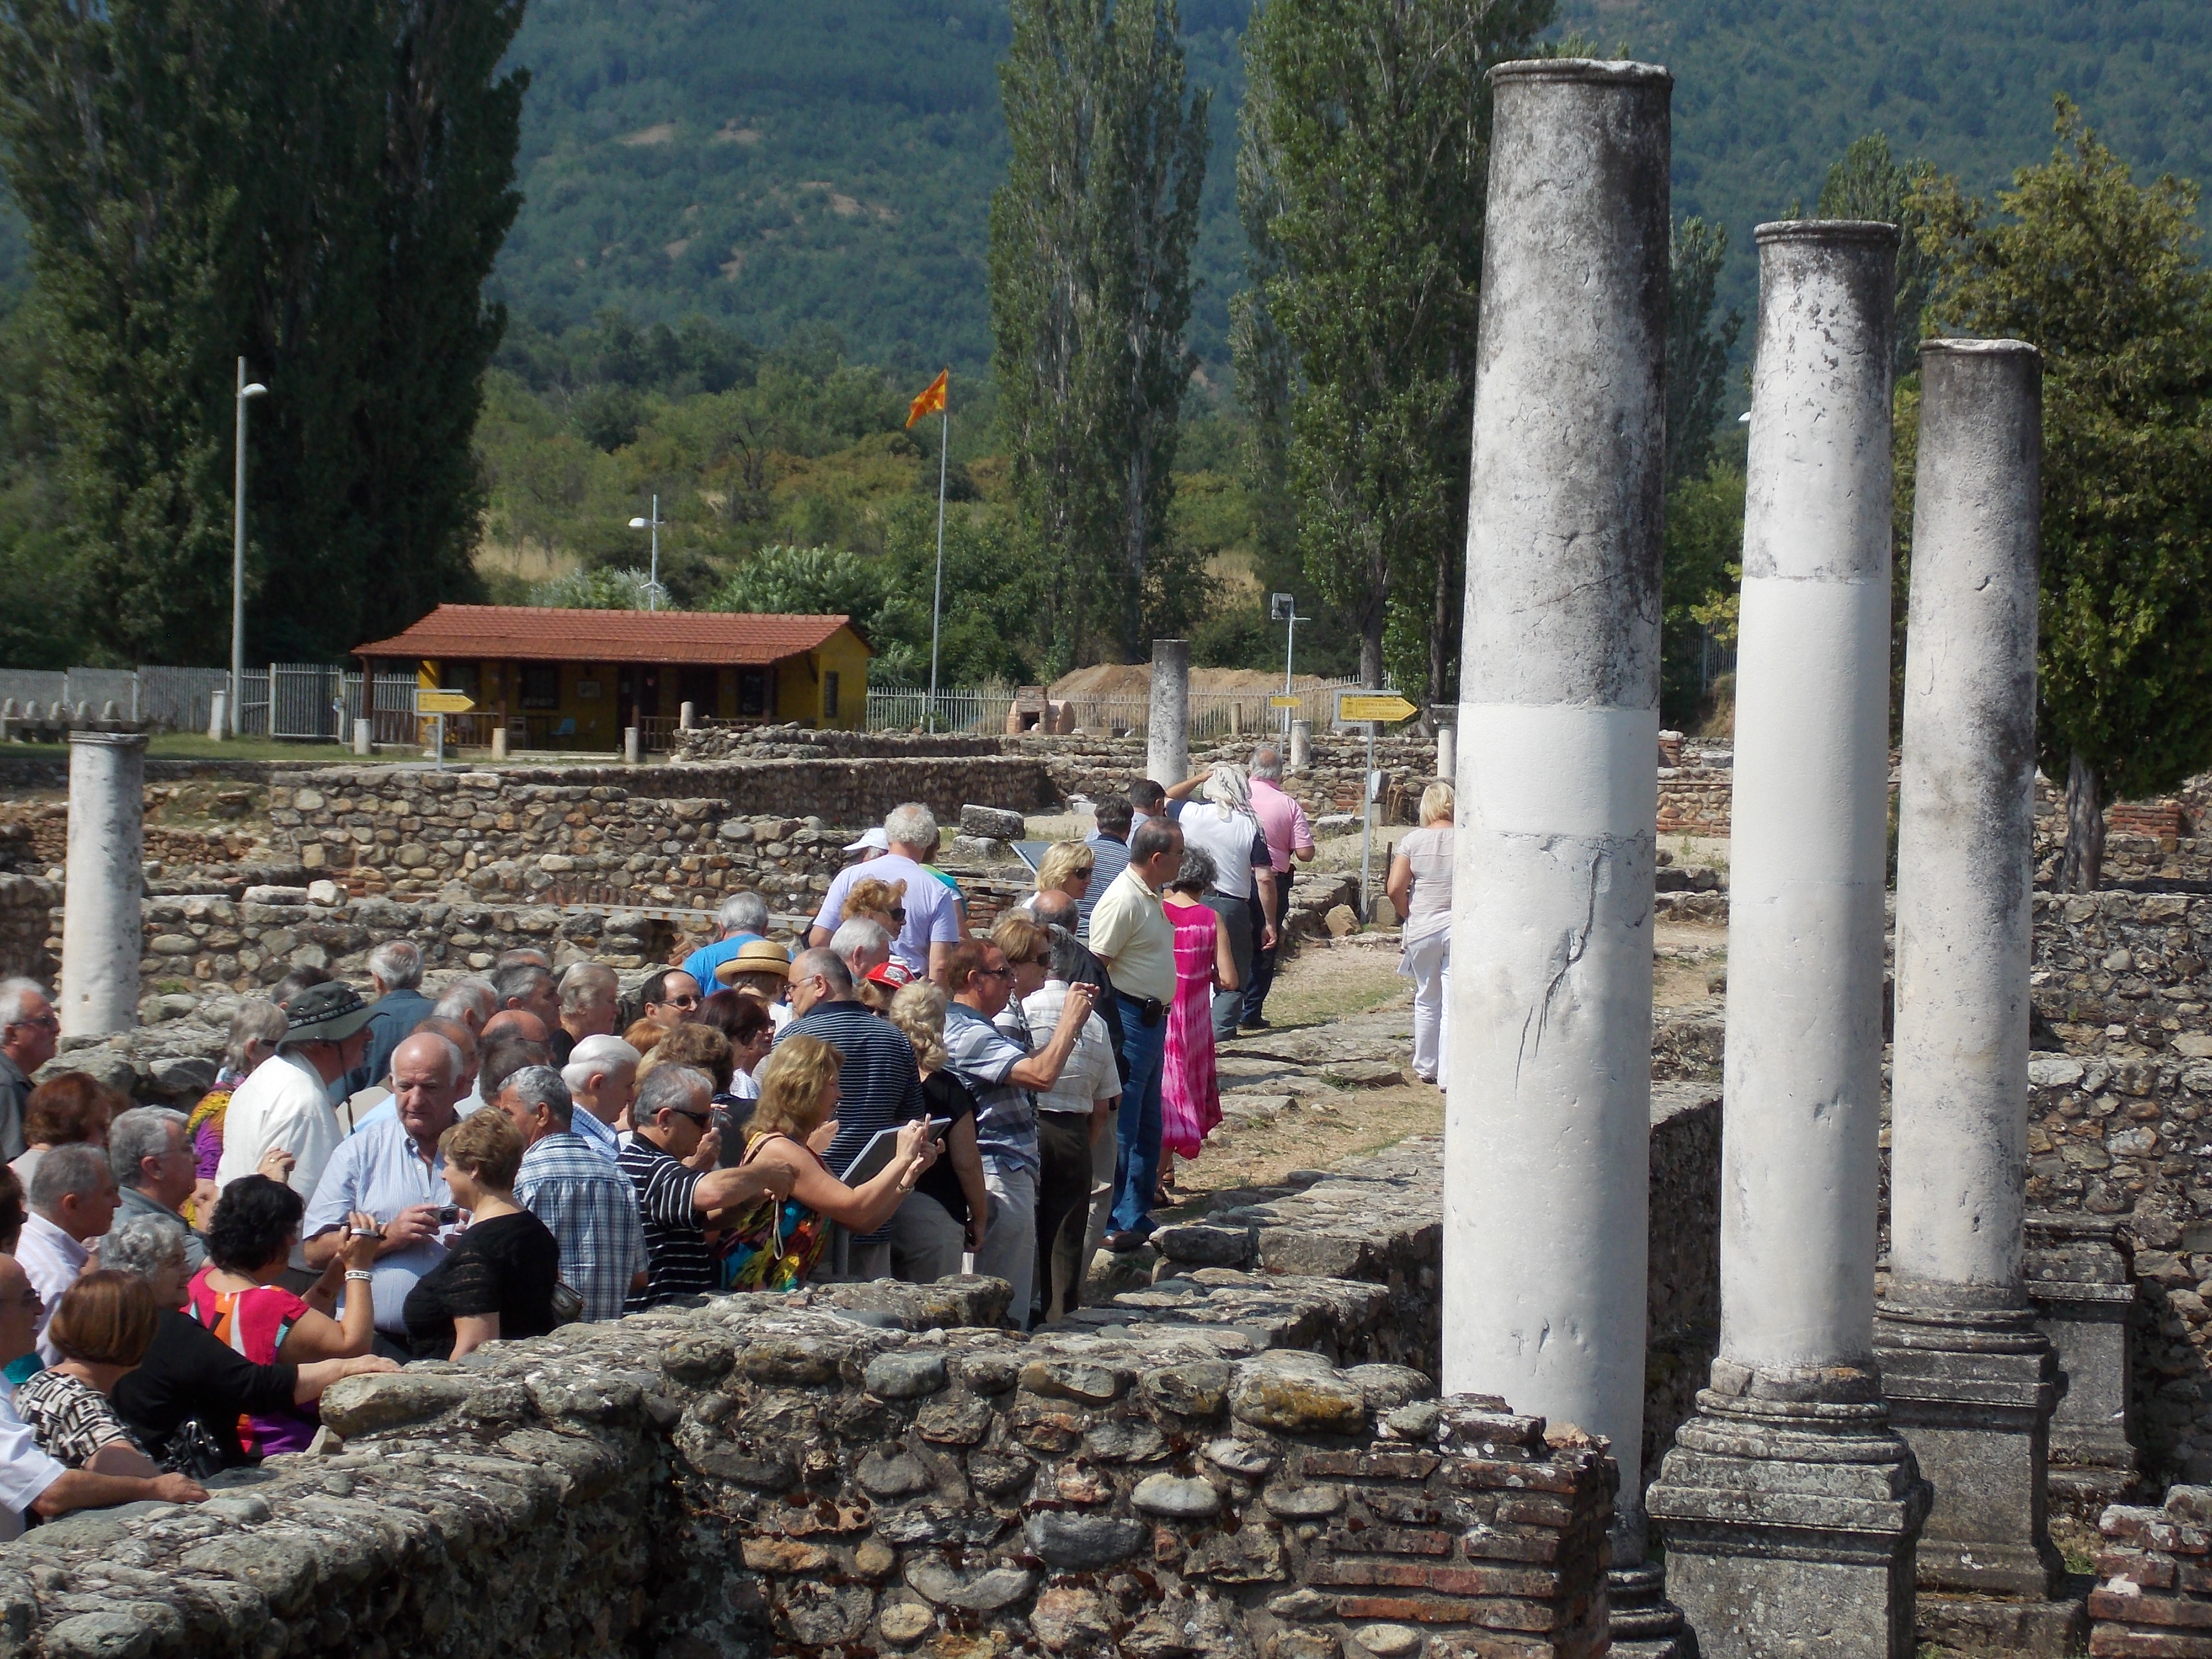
[1242,744,1315,1029]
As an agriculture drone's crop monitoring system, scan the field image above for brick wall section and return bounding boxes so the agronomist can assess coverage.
[2088,1486,2212,1659]
[2028,890,2212,1485]
[1655,752,1734,836]
[0,1283,1615,1659]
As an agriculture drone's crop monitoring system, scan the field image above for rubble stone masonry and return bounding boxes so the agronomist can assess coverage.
[0,1273,1616,1659]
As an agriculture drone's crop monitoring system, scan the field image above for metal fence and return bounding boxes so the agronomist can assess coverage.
[866,673,1383,738]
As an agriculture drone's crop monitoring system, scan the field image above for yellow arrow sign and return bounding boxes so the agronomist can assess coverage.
[1337,693,1418,724]
[418,690,475,715]
[1268,694,1301,709]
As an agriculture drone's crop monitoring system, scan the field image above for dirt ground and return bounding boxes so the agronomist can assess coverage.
[1154,945,1441,1214]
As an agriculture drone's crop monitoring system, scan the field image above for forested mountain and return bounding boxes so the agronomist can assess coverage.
[491,0,1249,373]
[1557,0,2212,356]
[497,0,2212,376]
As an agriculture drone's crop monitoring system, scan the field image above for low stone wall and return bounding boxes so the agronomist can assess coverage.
[0,871,56,981]
[1655,748,1733,837]
[1015,733,1443,828]
[2087,1485,2212,1659]
[675,722,1005,761]
[2028,890,2212,1488]
[1140,1082,1722,1512]
[0,1280,1616,1659]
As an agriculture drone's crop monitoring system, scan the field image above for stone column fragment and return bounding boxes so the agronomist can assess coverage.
[1148,639,1190,787]
[60,731,147,1039]
[1446,59,1673,1612]
[1874,339,2069,1644]
[1648,223,1927,1659]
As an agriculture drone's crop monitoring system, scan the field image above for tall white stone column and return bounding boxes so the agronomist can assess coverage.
[1446,60,1683,1653]
[1648,222,1927,1659]
[1147,639,1189,787]
[60,731,146,1039]
[1873,340,2068,1649]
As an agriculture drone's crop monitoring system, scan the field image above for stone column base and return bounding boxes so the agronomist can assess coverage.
[1916,1589,2088,1659]
[1647,1388,1930,1659]
[1874,1286,2064,1599]
[1609,1559,1696,1659]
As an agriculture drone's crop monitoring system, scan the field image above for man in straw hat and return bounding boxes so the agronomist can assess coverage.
[213,983,377,1264]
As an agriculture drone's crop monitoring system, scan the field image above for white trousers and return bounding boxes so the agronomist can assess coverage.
[975,1162,1037,1330]
[1402,927,1450,1083]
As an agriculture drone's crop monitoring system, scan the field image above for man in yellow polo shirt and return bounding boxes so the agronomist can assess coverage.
[1088,815,1183,1250]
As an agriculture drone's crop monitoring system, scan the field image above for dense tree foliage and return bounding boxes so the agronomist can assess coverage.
[0,0,524,664]
[1236,0,1551,710]
[1918,98,2212,891]
[989,0,1211,670]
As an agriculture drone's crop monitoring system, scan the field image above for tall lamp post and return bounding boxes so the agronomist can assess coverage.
[1270,591,1307,737]
[230,359,267,736]
[628,496,665,612]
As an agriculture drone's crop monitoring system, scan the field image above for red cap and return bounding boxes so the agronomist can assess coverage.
[865,961,916,990]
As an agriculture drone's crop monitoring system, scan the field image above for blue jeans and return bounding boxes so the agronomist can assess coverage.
[1111,991,1168,1237]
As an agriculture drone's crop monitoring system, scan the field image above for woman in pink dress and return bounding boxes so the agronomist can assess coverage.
[1161,848,1239,1173]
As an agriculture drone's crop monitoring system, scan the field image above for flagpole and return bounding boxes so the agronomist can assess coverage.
[927,374,949,735]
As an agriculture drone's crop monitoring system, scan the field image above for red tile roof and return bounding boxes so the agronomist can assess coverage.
[353,605,862,667]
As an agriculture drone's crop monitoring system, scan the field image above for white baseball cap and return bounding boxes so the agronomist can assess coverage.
[843,827,890,854]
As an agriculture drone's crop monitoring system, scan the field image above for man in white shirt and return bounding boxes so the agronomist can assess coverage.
[215,983,376,1264]
[810,803,964,980]
[16,1144,119,1364]
[1020,930,1120,1324]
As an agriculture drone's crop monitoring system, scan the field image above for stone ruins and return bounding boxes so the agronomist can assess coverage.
[0,49,2207,1659]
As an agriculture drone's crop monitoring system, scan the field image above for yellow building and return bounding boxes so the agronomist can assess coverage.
[354,604,871,750]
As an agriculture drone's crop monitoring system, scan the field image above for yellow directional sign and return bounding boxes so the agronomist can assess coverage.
[418,690,474,715]
[1268,694,1301,709]
[1336,693,1418,724]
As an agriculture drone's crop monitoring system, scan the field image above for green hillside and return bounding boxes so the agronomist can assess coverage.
[492,0,1249,374]
[1557,0,2212,363]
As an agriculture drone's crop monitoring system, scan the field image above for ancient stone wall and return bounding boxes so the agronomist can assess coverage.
[1015,734,1444,828]
[1654,748,1733,838]
[2086,1484,2212,1659]
[0,871,56,982]
[1136,1084,1722,1514]
[0,1281,1616,1659]
[2027,890,2212,1486]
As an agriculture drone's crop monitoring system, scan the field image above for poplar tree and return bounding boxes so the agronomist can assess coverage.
[989,0,1208,672]
[0,0,523,665]
[1919,98,2212,891]
[1236,0,1553,704]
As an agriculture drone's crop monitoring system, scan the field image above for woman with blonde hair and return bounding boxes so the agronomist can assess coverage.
[714,1034,938,1292]
[1033,841,1095,907]
[885,982,992,1277]
[843,876,907,937]
[1387,781,1455,1086]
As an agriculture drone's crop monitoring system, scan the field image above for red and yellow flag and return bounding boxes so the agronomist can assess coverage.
[906,368,949,428]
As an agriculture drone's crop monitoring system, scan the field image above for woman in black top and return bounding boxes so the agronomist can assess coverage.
[404,1107,559,1360]
[102,1212,395,1468]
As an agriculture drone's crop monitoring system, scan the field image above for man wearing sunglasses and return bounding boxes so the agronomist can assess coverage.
[0,979,56,1163]
[640,969,703,1030]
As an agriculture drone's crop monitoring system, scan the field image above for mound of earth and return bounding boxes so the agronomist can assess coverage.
[1049,664,1339,697]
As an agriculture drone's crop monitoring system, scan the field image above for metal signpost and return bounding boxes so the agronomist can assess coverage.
[1270,593,1310,737]
[1336,691,1419,921]
[418,689,472,770]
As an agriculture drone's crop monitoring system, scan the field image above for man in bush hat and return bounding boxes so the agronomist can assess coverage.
[213,982,375,1262]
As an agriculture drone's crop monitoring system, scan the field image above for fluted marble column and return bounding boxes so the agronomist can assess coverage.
[1874,339,2070,1647]
[1445,59,1683,1653]
[1647,221,1928,1659]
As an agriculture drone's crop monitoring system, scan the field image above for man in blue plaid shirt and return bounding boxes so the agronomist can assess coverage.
[500,1065,647,1322]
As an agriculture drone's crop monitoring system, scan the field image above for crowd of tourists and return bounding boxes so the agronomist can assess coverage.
[0,748,1326,1531]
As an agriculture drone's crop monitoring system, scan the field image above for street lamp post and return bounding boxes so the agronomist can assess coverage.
[627,496,665,612]
[1270,592,1307,737]
[230,359,267,736]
